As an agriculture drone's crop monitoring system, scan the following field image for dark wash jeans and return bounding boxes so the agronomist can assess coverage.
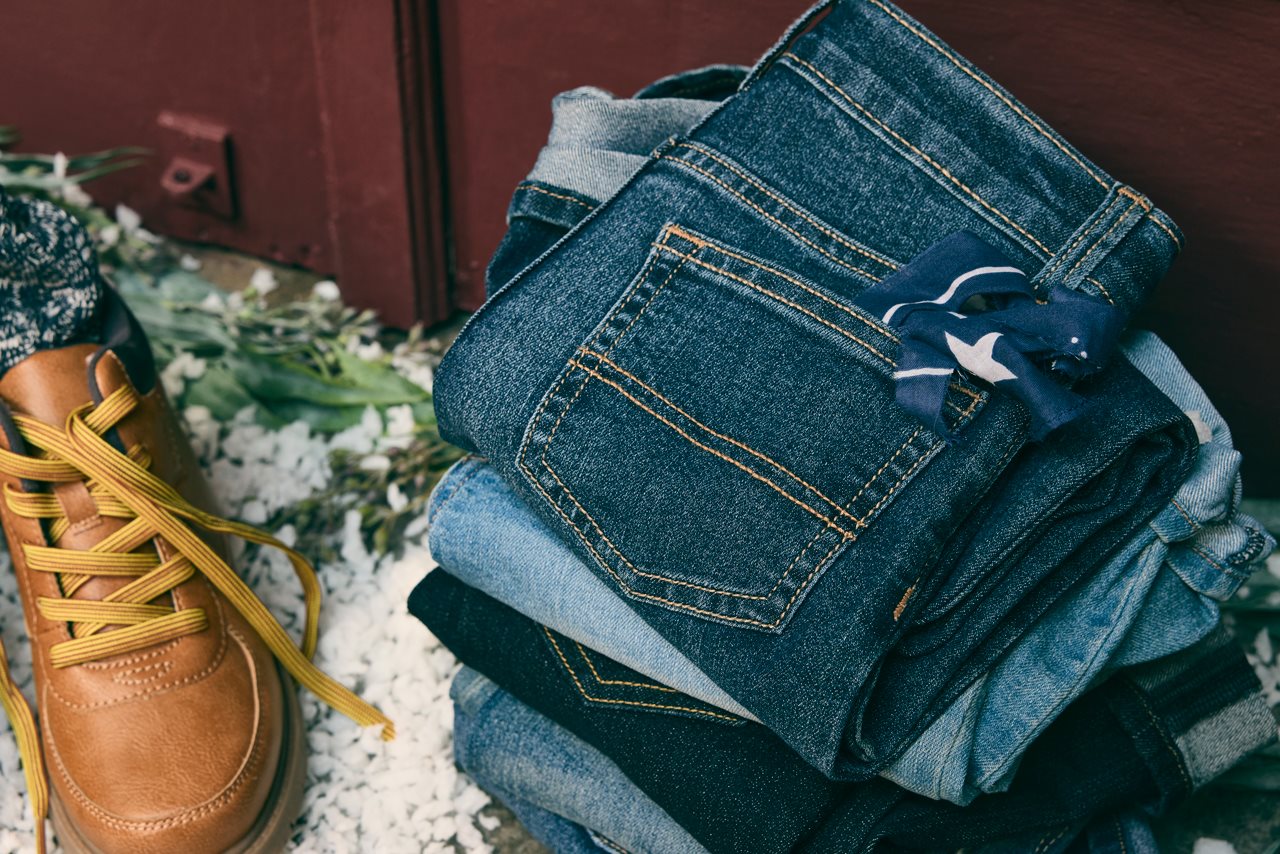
[434,0,1196,778]
[412,569,1272,853]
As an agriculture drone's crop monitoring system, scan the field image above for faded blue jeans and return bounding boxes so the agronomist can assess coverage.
[427,49,1270,802]
[434,0,1198,778]
[452,667,707,854]
[430,325,1269,802]
[454,666,1164,854]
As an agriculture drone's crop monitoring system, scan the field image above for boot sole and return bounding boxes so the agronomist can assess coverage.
[50,667,308,854]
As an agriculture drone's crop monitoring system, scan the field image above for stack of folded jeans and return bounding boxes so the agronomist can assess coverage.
[409,2,1278,850]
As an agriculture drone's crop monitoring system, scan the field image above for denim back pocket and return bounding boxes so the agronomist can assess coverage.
[518,224,984,633]
[540,626,744,726]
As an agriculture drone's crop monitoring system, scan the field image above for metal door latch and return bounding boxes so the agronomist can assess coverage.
[156,112,236,219]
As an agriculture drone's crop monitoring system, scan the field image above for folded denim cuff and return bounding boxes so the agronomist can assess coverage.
[1111,624,1278,810]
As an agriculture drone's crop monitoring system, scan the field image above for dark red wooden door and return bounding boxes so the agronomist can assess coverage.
[1,0,449,326]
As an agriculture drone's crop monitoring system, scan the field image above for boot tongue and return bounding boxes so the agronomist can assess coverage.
[0,343,142,604]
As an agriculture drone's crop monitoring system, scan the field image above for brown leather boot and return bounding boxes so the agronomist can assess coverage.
[0,289,392,853]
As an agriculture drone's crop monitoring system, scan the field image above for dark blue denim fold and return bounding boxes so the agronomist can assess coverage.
[411,569,1275,853]
[433,0,1196,778]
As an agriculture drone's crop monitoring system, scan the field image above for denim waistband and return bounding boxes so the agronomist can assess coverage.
[710,0,1182,316]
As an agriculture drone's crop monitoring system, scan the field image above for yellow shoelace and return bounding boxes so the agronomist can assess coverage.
[0,384,395,853]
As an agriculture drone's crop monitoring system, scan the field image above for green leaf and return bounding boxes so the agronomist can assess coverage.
[180,364,266,423]
[229,350,428,408]
[260,400,369,433]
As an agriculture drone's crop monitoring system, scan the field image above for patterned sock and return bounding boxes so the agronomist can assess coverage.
[0,186,104,376]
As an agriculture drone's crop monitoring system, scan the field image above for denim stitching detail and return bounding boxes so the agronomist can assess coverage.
[1189,545,1251,582]
[1033,827,1070,854]
[579,350,869,529]
[1144,213,1183,251]
[671,142,900,269]
[1040,193,1124,285]
[573,640,679,693]
[515,182,596,210]
[1120,677,1193,791]
[525,413,931,623]
[656,244,979,419]
[1169,498,1199,532]
[426,455,482,526]
[660,154,884,282]
[661,224,902,342]
[517,224,947,627]
[522,442,926,629]
[1064,196,1142,286]
[863,0,1108,188]
[892,585,915,621]
[564,358,858,535]
[543,627,741,722]
[589,832,631,854]
[1115,818,1128,854]
[655,245,893,365]
[782,51,1054,255]
[1117,185,1183,251]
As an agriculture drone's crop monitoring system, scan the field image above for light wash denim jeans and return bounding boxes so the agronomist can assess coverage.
[454,667,1162,854]
[883,330,1273,802]
[435,0,1200,778]
[430,330,1269,803]
[452,667,708,854]
[430,36,1269,797]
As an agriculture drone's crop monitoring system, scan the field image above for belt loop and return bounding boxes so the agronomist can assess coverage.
[1030,184,1152,311]
[741,0,840,91]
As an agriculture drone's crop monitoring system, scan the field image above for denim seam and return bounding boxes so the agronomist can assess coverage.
[1039,192,1123,287]
[670,141,900,269]
[1034,827,1070,854]
[653,243,981,420]
[541,627,742,722]
[522,438,927,629]
[655,245,894,366]
[1169,498,1199,533]
[1188,544,1251,583]
[564,358,861,535]
[516,182,597,210]
[1062,196,1143,298]
[861,0,1106,187]
[577,349,881,524]
[518,223,954,627]
[1114,817,1128,854]
[426,455,482,527]
[863,0,1183,253]
[781,51,1054,256]
[588,831,631,854]
[659,223,904,343]
[660,155,885,282]
[574,640,679,693]
[1120,677,1193,791]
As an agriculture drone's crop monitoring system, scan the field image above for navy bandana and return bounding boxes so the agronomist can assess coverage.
[857,232,1124,440]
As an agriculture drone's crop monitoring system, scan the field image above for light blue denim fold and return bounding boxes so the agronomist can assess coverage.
[524,66,740,205]
[428,330,1270,805]
[881,330,1273,803]
[429,463,756,720]
[434,62,1269,802]
[451,667,708,854]
[478,786,609,854]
